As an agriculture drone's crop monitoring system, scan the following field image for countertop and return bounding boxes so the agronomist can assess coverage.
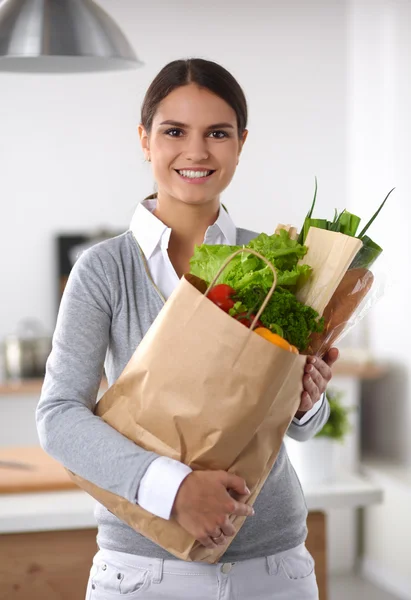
[0,360,389,397]
[0,472,383,535]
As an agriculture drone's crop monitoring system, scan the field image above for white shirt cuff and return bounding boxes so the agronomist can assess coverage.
[136,456,192,520]
[292,393,325,426]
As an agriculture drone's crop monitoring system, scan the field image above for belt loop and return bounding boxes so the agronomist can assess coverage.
[151,558,164,584]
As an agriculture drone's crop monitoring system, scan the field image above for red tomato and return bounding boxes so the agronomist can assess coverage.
[234,313,263,328]
[207,284,236,312]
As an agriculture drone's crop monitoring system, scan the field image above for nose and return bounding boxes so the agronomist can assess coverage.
[184,133,209,161]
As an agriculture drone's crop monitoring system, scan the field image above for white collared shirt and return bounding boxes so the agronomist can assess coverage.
[130,199,323,520]
[129,197,237,299]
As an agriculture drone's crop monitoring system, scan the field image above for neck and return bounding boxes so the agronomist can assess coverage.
[154,192,221,278]
[154,193,220,246]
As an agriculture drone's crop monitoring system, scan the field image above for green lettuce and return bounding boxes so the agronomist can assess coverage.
[247,230,307,271]
[190,230,311,292]
[189,230,323,351]
[189,244,240,286]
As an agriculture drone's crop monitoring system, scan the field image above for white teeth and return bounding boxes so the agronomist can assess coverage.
[177,170,212,179]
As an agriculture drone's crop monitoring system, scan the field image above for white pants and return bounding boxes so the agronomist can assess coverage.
[85,543,319,599]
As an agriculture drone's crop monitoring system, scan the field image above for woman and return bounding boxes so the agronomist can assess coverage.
[37,58,338,600]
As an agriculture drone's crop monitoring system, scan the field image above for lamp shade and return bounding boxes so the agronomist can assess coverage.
[0,0,143,73]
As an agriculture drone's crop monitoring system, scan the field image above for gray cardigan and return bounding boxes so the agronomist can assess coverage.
[36,228,329,562]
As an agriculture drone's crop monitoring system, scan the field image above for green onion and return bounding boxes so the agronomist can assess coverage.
[297,181,393,266]
[303,218,328,241]
[338,211,361,236]
[350,236,382,269]
[329,209,346,232]
[358,188,395,239]
[308,176,318,219]
[298,177,318,244]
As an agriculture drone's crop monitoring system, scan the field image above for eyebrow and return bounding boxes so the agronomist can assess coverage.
[159,120,235,129]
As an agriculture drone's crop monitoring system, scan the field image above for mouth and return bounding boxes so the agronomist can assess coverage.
[174,169,216,183]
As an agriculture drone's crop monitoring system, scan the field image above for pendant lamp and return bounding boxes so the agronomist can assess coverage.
[0,0,143,73]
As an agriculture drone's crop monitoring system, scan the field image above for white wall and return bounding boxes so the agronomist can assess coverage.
[0,0,349,343]
[347,0,411,465]
[347,0,411,592]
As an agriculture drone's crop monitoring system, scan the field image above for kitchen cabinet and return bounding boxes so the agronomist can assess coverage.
[0,529,97,600]
[0,448,382,600]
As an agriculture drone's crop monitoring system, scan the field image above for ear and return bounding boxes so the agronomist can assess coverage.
[237,129,248,164]
[138,124,150,160]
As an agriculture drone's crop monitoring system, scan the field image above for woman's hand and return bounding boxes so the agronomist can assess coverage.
[171,470,254,549]
[295,347,339,419]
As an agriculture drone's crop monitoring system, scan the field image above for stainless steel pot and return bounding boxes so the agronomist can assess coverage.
[2,319,52,380]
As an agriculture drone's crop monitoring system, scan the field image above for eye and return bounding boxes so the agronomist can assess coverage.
[208,130,230,139]
[164,128,184,137]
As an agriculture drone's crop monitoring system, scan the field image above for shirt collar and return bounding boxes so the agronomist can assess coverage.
[129,198,169,259]
[129,198,237,259]
[206,204,237,246]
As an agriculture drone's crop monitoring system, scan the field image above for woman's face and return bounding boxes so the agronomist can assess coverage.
[139,83,247,207]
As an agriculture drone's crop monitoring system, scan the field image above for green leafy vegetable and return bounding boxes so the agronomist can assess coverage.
[298,176,318,245]
[357,187,395,239]
[315,389,352,442]
[238,287,324,351]
[190,229,324,351]
[349,235,382,269]
[297,180,393,270]
[189,244,239,285]
[247,230,306,270]
[190,230,312,292]
[338,211,361,237]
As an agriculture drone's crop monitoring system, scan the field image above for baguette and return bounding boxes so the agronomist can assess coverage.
[307,267,374,356]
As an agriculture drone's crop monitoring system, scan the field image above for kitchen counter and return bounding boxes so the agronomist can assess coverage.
[0,360,389,397]
[0,472,383,535]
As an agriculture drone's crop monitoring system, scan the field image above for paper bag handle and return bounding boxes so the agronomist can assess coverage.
[204,248,278,331]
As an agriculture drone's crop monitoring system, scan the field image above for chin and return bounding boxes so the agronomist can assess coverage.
[174,189,219,206]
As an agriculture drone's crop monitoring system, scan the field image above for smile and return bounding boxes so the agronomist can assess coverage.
[175,169,215,181]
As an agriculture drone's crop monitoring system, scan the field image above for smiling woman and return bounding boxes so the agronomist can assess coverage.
[139,63,247,235]
[36,57,333,600]
[141,84,245,208]
[136,59,249,278]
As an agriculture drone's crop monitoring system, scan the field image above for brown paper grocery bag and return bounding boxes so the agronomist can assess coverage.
[68,250,306,563]
[295,227,363,315]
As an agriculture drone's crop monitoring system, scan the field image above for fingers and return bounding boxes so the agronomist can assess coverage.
[198,535,218,549]
[303,373,320,403]
[301,351,338,412]
[209,528,227,546]
[306,356,332,385]
[207,515,238,547]
[324,347,339,367]
[306,366,323,391]
[220,516,236,538]
[224,473,250,497]
[229,498,255,518]
[299,390,313,412]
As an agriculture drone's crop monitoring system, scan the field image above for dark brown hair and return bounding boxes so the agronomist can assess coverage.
[141,58,248,137]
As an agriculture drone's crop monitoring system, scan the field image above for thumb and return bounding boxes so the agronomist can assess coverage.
[224,473,250,496]
[324,347,339,367]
